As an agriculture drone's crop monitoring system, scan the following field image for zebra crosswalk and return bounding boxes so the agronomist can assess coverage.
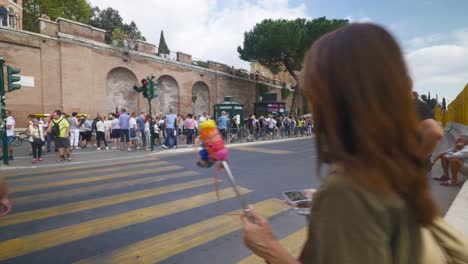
[0,156,308,263]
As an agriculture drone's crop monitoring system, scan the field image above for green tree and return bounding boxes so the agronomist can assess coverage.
[429,98,437,109]
[442,97,447,110]
[111,27,128,47]
[90,7,146,45]
[421,94,428,103]
[238,17,348,114]
[23,0,93,32]
[281,87,291,100]
[158,30,170,55]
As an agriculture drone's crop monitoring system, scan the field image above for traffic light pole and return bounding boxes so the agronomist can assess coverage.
[148,98,155,152]
[0,57,8,165]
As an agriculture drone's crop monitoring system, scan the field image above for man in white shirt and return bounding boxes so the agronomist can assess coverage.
[199,112,207,123]
[440,138,468,186]
[128,112,139,151]
[1,110,15,160]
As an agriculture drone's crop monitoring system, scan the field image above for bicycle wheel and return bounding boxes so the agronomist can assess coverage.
[18,132,28,141]
[11,137,21,147]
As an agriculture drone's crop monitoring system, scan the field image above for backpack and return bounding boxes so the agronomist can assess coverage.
[92,119,98,131]
[51,119,63,138]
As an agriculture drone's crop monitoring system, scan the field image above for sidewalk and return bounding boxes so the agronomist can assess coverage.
[435,133,468,235]
[0,136,312,170]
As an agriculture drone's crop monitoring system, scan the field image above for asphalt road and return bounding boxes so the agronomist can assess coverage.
[0,138,460,263]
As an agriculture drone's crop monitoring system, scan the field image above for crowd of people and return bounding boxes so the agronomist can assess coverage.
[10,108,312,163]
[1,23,468,263]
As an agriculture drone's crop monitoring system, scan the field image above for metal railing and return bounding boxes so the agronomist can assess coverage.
[153,125,312,149]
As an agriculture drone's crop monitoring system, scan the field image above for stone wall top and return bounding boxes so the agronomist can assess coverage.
[136,39,156,55]
[207,61,230,74]
[57,17,106,43]
[38,18,58,37]
[176,52,192,64]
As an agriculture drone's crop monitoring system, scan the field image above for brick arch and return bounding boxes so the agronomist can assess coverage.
[192,81,210,115]
[156,75,179,115]
[106,67,138,113]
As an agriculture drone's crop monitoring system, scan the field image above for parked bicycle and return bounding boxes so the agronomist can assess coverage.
[10,132,28,147]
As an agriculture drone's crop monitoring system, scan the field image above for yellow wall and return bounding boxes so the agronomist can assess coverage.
[438,83,468,127]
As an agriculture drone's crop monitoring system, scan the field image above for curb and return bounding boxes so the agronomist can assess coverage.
[442,132,468,236]
[445,181,468,236]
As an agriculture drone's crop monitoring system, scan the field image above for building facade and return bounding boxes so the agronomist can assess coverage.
[0,17,292,127]
[250,62,296,87]
[0,0,22,30]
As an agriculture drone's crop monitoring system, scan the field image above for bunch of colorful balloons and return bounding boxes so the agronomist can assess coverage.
[196,120,229,168]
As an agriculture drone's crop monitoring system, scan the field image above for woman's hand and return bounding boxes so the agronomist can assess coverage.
[242,206,300,264]
[242,206,279,260]
[302,189,316,199]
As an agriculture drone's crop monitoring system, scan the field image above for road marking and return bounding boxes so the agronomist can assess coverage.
[1,178,215,227]
[3,156,159,178]
[8,162,164,184]
[9,162,176,193]
[0,187,251,261]
[232,146,292,154]
[75,199,289,264]
[13,171,200,206]
[237,227,308,264]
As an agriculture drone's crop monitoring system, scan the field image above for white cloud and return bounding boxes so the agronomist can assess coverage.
[344,16,372,23]
[88,0,308,69]
[405,29,468,101]
[358,17,372,23]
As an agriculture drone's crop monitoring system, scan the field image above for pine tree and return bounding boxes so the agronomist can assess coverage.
[158,30,170,55]
[442,97,446,111]
[428,92,431,101]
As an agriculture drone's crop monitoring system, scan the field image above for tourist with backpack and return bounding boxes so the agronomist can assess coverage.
[47,110,72,162]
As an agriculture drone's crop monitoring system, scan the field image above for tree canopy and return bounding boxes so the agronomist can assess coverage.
[158,30,170,55]
[238,17,348,113]
[23,0,93,32]
[90,7,146,45]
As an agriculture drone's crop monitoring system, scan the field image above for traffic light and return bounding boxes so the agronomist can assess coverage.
[134,78,149,98]
[149,75,158,98]
[133,75,158,100]
[141,78,149,98]
[7,66,21,92]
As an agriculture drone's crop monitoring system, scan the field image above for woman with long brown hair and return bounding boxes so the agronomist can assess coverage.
[242,23,466,263]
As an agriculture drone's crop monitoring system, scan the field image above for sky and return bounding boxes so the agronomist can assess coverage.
[87,0,468,102]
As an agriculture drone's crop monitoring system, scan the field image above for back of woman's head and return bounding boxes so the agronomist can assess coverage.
[303,23,438,225]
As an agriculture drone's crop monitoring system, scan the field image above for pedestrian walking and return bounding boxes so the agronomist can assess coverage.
[68,112,80,150]
[110,114,120,149]
[184,114,196,147]
[104,115,112,144]
[119,109,131,149]
[128,112,139,151]
[162,109,177,149]
[95,116,109,150]
[0,110,15,160]
[26,118,45,163]
[144,114,151,151]
[136,112,147,149]
[216,111,228,140]
[47,110,72,161]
